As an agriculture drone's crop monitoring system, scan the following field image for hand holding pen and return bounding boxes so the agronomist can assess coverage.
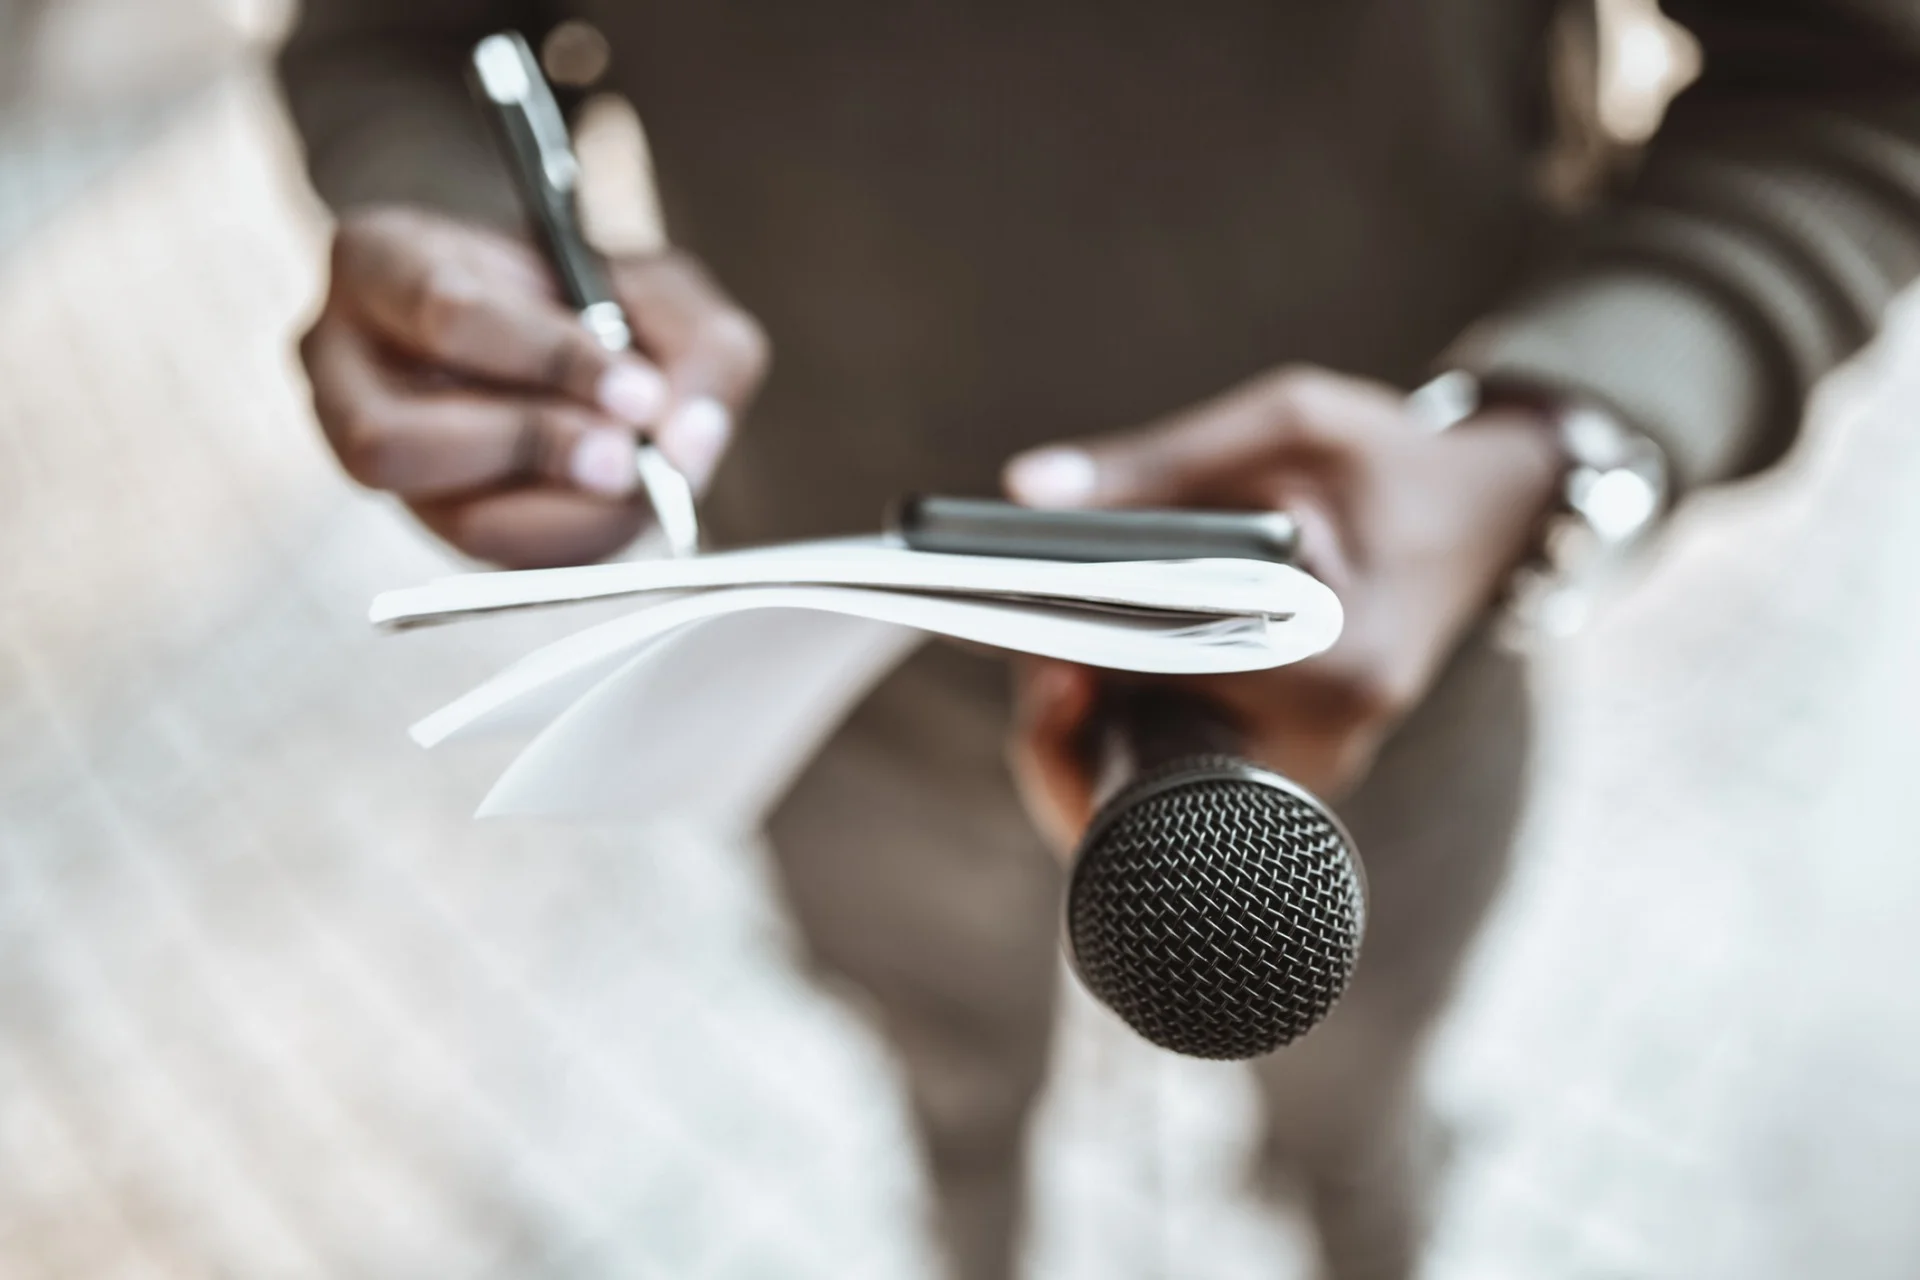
[293,38,767,568]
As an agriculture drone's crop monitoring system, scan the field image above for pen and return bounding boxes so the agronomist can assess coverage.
[468,30,701,558]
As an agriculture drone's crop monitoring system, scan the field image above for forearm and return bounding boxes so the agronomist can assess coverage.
[275,0,556,225]
[1447,0,1920,496]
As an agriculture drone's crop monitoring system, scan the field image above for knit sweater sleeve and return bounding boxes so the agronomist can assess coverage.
[1448,0,1920,491]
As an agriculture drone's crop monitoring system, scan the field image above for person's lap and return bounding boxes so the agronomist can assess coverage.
[766,643,1064,1280]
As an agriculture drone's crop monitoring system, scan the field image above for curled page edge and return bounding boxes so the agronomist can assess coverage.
[371,539,1320,630]
[410,582,1342,752]
[474,611,923,824]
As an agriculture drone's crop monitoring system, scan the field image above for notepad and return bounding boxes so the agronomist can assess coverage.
[371,537,1341,825]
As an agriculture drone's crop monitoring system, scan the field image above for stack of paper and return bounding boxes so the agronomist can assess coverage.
[371,538,1342,825]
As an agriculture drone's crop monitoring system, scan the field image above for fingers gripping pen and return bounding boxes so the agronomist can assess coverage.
[469,30,701,557]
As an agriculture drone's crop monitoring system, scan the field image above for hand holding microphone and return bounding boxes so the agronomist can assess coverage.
[1006,365,1565,1057]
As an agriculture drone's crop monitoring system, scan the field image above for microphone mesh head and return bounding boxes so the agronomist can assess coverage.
[1066,757,1365,1060]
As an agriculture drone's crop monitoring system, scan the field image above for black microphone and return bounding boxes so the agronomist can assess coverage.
[1067,683,1367,1060]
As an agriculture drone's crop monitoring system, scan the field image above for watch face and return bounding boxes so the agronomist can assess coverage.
[1558,402,1671,540]
[1571,465,1665,543]
[1562,405,1637,469]
[1502,402,1672,648]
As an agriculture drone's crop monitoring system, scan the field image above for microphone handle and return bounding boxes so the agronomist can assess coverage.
[1082,682,1250,811]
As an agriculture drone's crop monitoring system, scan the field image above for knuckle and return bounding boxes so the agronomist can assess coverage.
[333,208,382,248]
[704,309,771,379]
[407,265,481,352]
[619,246,696,294]
[1251,475,1296,512]
[540,330,599,392]
[346,204,411,235]
[296,319,324,369]
[332,206,406,274]
[432,505,494,562]
[1259,365,1339,432]
[307,375,352,433]
[510,405,561,479]
[336,411,399,487]
[327,227,357,277]
[327,230,366,294]
[1338,658,1419,722]
[1258,364,1311,405]
[651,245,699,278]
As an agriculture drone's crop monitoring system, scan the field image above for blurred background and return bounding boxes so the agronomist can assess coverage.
[2,1,1919,1276]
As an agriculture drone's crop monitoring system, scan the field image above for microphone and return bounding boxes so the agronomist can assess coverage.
[1067,683,1366,1060]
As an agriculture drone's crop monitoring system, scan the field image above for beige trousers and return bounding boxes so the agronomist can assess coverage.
[767,630,1530,1280]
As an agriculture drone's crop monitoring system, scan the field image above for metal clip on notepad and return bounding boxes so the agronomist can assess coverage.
[469,31,701,558]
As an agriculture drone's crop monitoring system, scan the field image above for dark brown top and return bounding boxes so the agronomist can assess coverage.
[279,1,1920,544]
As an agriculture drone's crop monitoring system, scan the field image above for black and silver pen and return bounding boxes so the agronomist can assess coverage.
[468,30,700,557]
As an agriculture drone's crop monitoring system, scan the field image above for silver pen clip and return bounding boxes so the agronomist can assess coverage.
[471,31,700,558]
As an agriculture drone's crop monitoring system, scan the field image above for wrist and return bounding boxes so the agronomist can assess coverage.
[1414,371,1672,640]
[1441,401,1569,603]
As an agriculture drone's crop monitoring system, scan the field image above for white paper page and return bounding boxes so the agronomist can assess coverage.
[370,538,1323,629]
[411,583,1336,751]
[383,547,1343,826]
[474,610,921,824]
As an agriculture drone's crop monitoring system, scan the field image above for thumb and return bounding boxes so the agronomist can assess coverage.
[1001,378,1297,510]
[1002,366,1403,511]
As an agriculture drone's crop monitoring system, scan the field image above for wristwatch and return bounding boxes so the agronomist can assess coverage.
[1409,370,1672,642]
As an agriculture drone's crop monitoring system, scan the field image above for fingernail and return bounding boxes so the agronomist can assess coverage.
[657,396,733,489]
[596,362,668,425]
[569,428,639,496]
[1006,447,1098,508]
